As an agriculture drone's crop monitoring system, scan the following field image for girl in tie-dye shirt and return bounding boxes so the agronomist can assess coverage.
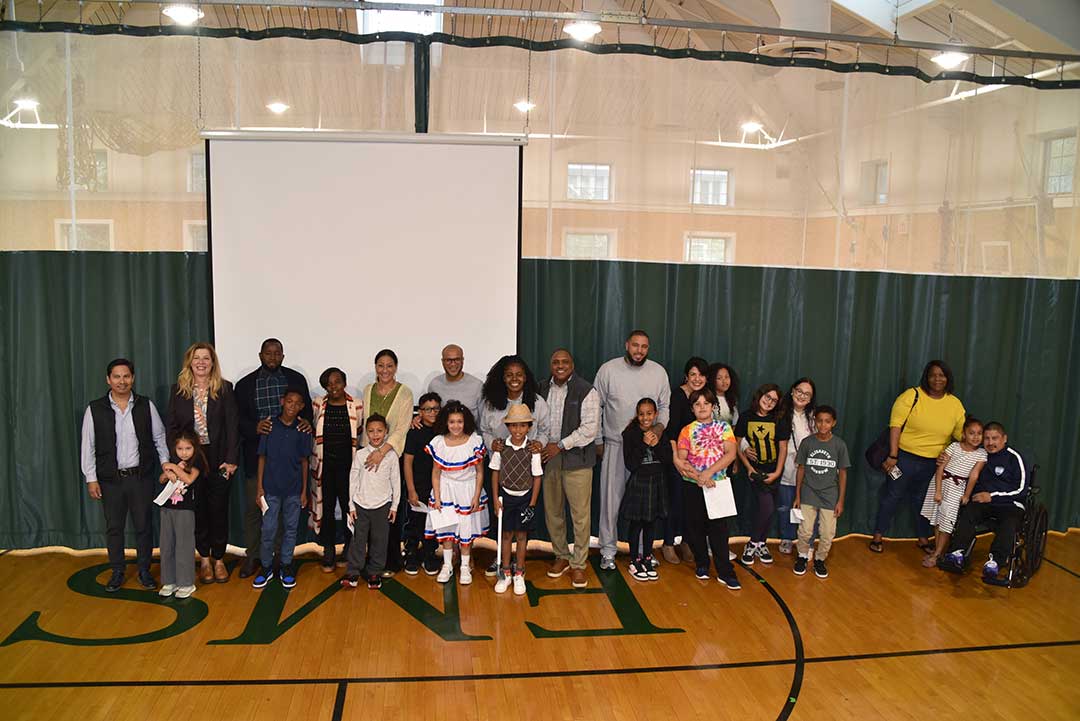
[675,389,741,588]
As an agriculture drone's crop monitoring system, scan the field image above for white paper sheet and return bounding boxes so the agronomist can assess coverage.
[259,496,270,515]
[703,479,737,519]
[428,506,459,530]
[346,512,354,534]
[790,507,805,524]
[409,502,429,514]
[154,480,182,506]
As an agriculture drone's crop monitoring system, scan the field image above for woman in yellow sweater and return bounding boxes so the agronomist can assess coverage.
[869,360,966,554]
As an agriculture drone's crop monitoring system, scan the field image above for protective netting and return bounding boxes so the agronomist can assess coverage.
[2,29,1078,277]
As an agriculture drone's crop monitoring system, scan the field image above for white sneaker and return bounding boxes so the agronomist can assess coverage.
[512,572,527,596]
[158,584,177,597]
[600,555,616,571]
[437,564,454,584]
[459,564,473,585]
[175,585,196,599]
[494,571,512,594]
[778,540,794,555]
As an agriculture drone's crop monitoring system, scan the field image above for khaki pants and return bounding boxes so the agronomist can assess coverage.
[543,456,594,570]
[796,505,837,560]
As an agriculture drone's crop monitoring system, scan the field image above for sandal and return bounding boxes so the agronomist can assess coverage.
[199,558,214,583]
[868,540,884,554]
[921,554,939,568]
[213,559,229,583]
[916,541,935,554]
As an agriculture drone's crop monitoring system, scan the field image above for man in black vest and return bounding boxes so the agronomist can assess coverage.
[234,338,313,578]
[80,358,170,592]
[539,349,600,588]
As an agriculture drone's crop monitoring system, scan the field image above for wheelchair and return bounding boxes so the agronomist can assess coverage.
[940,463,1048,588]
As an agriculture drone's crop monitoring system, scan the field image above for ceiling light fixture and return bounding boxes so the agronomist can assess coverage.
[266,101,290,114]
[162,4,205,26]
[931,50,970,70]
[563,20,601,42]
[931,11,969,71]
[14,98,40,111]
[740,121,763,134]
[513,100,535,113]
[1,98,59,129]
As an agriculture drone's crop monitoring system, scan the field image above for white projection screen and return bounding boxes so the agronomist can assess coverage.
[208,134,521,398]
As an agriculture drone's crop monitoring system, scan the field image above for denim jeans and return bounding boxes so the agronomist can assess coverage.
[873,450,936,538]
[261,494,302,568]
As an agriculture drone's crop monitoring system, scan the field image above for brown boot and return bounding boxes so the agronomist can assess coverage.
[199,557,214,584]
[677,543,695,563]
[661,545,680,565]
[213,559,229,583]
[570,567,588,588]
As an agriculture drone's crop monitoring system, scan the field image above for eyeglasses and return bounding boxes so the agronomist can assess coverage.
[761,395,779,404]
[442,357,463,363]
[420,406,440,412]
[792,389,812,399]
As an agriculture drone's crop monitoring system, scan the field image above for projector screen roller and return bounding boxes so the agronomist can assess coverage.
[208,135,521,400]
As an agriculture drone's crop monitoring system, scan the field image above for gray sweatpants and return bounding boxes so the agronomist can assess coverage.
[160,507,196,587]
[346,503,391,577]
[599,441,630,557]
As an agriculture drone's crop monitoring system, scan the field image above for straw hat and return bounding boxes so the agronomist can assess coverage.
[504,404,535,424]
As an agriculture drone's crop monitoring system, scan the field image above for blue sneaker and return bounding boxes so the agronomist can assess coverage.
[280,565,296,589]
[947,550,965,567]
[694,566,710,580]
[252,569,274,589]
[719,575,741,591]
[982,555,999,581]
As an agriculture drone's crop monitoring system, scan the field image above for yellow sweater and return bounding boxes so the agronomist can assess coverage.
[889,387,966,458]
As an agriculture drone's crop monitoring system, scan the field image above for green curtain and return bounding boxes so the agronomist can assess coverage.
[1,252,1077,548]
[0,251,210,548]
[519,259,1080,537]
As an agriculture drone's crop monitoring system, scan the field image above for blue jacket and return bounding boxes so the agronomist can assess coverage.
[972,446,1028,508]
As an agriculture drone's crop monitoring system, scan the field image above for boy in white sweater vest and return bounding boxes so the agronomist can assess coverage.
[341,414,400,590]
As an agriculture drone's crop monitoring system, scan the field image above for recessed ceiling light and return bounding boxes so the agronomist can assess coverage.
[266,102,290,114]
[563,20,601,42]
[740,121,763,134]
[162,5,205,26]
[931,50,970,70]
[514,100,535,113]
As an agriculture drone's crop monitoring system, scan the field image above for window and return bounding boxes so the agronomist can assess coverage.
[691,169,731,206]
[359,0,442,66]
[859,160,888,205]
[684,233,735,264]
[980,240,1012,275]
[188,151,206,194]
[564,231,615,259]
[54,220,114,250]
[184,221,208,252]
[567,163,611,201]
[1045,135,1076,195]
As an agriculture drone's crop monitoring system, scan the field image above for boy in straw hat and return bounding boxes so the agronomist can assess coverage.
[489,403,544,595]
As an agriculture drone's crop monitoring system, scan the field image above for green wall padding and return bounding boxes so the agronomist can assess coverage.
[1,252,1076,548]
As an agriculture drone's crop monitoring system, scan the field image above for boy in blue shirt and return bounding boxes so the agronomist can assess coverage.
[253,389,311,589]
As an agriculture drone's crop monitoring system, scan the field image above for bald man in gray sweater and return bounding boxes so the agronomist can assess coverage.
[594,330,670,569]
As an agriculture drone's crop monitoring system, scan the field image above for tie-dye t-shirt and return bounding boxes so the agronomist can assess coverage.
[677,420,735,483]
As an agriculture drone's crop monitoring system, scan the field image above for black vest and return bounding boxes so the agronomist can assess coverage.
[89,393,157,482]
[539,374,596,471]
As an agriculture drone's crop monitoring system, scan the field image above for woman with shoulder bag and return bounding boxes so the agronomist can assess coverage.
[868,360,966,555]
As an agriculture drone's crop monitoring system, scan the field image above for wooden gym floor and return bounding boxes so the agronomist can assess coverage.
[1,532,1078,721]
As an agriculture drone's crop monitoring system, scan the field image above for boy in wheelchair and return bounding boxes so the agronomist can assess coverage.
[940,422,1028,582]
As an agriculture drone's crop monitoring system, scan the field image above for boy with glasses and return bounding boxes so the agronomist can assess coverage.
[403,392,443,575]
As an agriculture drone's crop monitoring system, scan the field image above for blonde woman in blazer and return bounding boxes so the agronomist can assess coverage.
[361,349,414,575]
[309,367,364,571]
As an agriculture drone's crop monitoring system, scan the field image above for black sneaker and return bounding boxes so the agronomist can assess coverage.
[340,575,359,588]
[813,559,828,578]
[423,558,441,576]
[367,575,382,590]
[643,557,659,581]
[280,565,296,589]
[629,559,650,582]
[485,560,500,577]
[695,566,710,580]
[105,570,124,592]
[793,556,808,576]
[404,557,420,576]
[719,575,741,591]
[238,557,259,579]
[138,570,157,590]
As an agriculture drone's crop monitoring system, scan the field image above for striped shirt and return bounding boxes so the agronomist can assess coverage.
[942,442,987,478]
